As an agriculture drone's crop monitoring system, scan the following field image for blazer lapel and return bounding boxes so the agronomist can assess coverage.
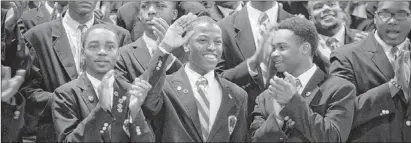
[365,34,394,80]
[132,38,151,70]
[233,7,256,59]
[77,74,99,112]
[301,68,326,104]
[52,20,78,80]
[169,68,202,138]
[207,77,238,142]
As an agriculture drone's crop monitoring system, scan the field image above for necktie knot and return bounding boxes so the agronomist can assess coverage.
[295,78,302,92]
[391,46,399,60]
[326,37,340,50]
[196,77,208,88]
[78,24,87,34]
[258,12,269,26]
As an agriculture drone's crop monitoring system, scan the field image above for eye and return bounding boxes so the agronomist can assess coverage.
[141,4,147,9]
[107,45,116,50]
[88,44,98,50]
[159,4,167,8]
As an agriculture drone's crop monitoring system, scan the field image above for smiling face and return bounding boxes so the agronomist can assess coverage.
[375,1,411,46]
[309,1,344,31]
[83,28,119,76]
[186,21,223,75]
[269,29,310,74]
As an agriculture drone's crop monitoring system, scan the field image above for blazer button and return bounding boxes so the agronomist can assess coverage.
[279,137,284,141]
[406,120,411,126]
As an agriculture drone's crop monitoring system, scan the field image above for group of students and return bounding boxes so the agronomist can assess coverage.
[1,1,411,142]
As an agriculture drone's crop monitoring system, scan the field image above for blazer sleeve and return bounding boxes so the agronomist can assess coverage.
[141,48,174,120]
[127,109,155,142]
[329,50,357,86]
[52,88,116,142]
[230,89,249,142]
[279,80,356,142]
[1,93,25,142]
[250,91,288,142]
[115,49,132,81]
[352,82,397,129]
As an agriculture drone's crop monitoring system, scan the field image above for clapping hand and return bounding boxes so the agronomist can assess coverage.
[98,70,115,112]
[1,66,26,105]
[129,78,152,118]
[268,72,298,106]
[4,1,28,31]
[159,13,198,52]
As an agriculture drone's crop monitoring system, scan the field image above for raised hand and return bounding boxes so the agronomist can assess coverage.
[150,17,170,45]
[268,72,298,106]
[98,70,115,112]
[1,66,26,104]
[249,23,276,70]
[317,39,332,66]
[394,49,411,91]
[129,78,152,117]
[4,1,28,30]
[159,13,198,52]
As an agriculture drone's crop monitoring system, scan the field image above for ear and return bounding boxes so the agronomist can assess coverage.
[172,9,178,21]
[301,42,311,55]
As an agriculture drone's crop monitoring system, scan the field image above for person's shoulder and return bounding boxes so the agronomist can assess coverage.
[219,78,248,100]
[335,35,369,57]
[321,75,356,91]
[55,78,82,93]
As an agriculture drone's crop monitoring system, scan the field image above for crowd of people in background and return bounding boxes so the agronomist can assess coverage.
[1,1,411,142]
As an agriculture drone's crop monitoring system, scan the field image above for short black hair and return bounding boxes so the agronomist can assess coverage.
[275,17,319,56]
[81,24,119,48]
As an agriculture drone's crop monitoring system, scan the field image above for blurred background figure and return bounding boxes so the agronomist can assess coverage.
[206,1,244,21]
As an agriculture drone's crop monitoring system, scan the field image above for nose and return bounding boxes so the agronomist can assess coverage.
[147,5,157,17]
[271,48,280,58]
[97,48,108,56]
[206,43,217,51]
[386,16,399,25]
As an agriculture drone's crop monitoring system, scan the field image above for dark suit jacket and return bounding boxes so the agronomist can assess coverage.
[52,73,154,142]
[1,93,25,142]
[250,68,356,142]
[330,32,411,142]
[116,2,144,41]
[350,15,375,32]
[18,18,131,142]
[314,26,363,73]
[217,4,293,125]
[141,50,249,142]
[115,37,186,82]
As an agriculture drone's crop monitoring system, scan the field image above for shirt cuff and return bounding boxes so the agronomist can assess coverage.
[247,59,259,77]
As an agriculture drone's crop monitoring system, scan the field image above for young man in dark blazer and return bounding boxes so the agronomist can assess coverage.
[52,24,153,142]
[250,17,356,142]
[141,13,248,142]
[1,66,26,142]
[116,1,186,83]
[217,1,293,124]
[307,1,366,73]
[330,1,411,142]
[6,1,131,142]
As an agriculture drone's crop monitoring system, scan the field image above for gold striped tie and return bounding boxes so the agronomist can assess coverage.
[195,77,210,141]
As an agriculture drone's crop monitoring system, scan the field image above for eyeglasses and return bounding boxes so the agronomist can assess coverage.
[376,11,411,22]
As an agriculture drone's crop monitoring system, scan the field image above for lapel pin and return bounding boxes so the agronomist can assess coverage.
[119,99,124,103]
[228,115,237,135]
[117,104,123,109]
[114,91,118,96]
[183,89,189,94]
[122,96,127,100]
[177,86,182,91]
[104,123,108,127]
[100,130,104,134]
[228,94,233,99]
[156,67,160,71]
[306,92,311,97]
[88,96,94,102]
[118,108,123,113]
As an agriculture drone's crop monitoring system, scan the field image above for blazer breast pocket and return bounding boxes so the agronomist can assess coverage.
[309,104,327,116]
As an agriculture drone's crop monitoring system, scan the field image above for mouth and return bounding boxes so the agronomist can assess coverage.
[320,12,337,20]
[386,30,400,39]
[203,53,218,61]
[94,60,110,65]
[78,1,92,7]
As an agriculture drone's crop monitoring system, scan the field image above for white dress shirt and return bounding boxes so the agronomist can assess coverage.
[44,2,54,16]
[272,65,317,126]
[142,32,158,57]
[86,72,115,109]
[185,64,222,131]
[62,10,94,73]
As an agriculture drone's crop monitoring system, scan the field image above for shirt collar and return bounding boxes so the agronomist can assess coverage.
[184,64,216,88]
[217,2,243,17]
[44,1,54,16]
[142,32,158,55]
[297,65,317,91]
[86,72,115,98]
[319,25,346,44]
[374,30,409,54]
[247,1,278,25]
[63,10,95,32]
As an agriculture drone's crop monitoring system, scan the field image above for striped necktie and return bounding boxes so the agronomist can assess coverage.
[78,24,87,75]
[296,78,303,95]
[195,77,210,141]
